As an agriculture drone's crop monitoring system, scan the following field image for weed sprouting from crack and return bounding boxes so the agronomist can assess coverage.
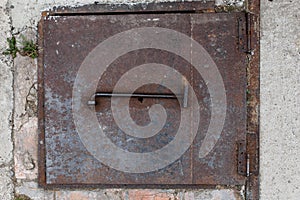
[2,35,38,59]
[19,35,38,59]
[2,36,18,58]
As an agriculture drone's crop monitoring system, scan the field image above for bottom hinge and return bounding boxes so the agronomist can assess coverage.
[237,140,247,175]
[247,132,259,175]
[237,132,259,176]
[245,132,259,200]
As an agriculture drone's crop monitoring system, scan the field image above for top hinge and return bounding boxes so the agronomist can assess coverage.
[237,140,247,176]
[238,13,253,54]
[247,132,259,176]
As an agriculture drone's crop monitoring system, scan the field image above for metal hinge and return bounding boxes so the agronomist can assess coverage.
[237,140,247,175]
[245,132,259,200]
[237,131,259,176]
[237,16,247,53]
[246,12,254,55]
[246,132,259,175]
[238,13,253,54]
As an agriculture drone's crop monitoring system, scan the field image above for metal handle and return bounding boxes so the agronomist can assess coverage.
[88,85,189,108]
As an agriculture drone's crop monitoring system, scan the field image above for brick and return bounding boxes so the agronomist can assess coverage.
[14,117,38,180]
[13,52,38,180]
[128,189,178,200]
[56,191,90,200]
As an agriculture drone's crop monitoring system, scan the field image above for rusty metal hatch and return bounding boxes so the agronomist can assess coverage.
[38,2,255,188]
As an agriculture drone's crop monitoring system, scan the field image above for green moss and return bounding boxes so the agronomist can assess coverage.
[14,194,32,200]
[215,5,244,13]
[246,89,251,95]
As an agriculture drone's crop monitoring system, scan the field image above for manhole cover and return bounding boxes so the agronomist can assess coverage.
[38,2,256,188]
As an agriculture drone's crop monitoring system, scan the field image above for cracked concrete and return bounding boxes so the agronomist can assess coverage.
[0,167,14,200]
[0,0,14,199]
[0,0,13,166]
[0,0,299,199]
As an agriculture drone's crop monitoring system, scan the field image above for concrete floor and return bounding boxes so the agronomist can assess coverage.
[260,0,300,199]
[0,0,299,199]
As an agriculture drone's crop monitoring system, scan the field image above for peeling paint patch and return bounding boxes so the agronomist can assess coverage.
[215,0,245,12]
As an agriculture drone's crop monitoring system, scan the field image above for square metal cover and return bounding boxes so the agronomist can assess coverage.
[38,3,249,187]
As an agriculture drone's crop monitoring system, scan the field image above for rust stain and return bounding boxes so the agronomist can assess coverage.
[245,0,260,199]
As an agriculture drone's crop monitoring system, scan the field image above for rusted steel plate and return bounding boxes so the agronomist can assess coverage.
[40,13,194,186]
[38,4,249,187]
[191,13,247,185]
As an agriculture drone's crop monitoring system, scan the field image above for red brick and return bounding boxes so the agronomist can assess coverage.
[128,190,177,200]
